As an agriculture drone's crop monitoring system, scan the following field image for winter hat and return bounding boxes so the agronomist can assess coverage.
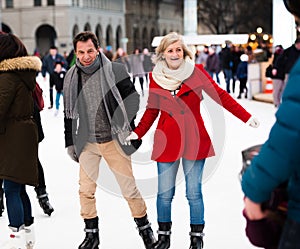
[240,54,248,62]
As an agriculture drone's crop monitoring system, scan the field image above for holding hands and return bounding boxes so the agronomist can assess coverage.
[125,132,138,145]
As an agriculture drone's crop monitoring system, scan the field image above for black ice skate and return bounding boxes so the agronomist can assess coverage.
[79,217,99,249]
[35,187,54,216]
[134,214,157,249]
[152,222,172,249]
[189,224,204,249]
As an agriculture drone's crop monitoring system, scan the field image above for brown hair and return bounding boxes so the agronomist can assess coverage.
[0,31,28,62]
[73,31,100,51]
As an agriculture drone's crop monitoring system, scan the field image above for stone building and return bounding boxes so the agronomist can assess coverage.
[0,0,183,56]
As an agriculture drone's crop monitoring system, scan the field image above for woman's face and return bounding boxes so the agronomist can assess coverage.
[163,41,184,70]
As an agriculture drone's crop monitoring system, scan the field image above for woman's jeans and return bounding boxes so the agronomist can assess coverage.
[3,179,34,229]
[278,218,300,249]
[157,158,205,225]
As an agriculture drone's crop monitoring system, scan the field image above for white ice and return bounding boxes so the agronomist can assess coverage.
[0,73,277,248]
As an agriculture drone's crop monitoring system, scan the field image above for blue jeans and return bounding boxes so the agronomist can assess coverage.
[223,68,232,93]
[55,91,63,110]
[156,158,205,225]
[3,180,34,228]
[208,71,220,84]
[278,218,300,249]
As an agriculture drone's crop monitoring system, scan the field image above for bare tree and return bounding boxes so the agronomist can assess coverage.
[197,0,272,34]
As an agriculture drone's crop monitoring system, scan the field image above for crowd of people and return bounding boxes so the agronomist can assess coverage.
[0,0,300,248]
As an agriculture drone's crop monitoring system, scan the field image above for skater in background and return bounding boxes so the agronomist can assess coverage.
[126,32,260,249]
[273,37,300,107]
[112,47,131,73]
[241,1,300,249]
[270,45,285,108]
[220,41,234,93]
[0,31,41,248]
[41,45,67,109]
[236,54,248,99]
[129,48,146,96]
[63,31,156,249]
[205,46,221,84]
[143,48,154,86]
[49,61,66,116]
[32,94,55,216]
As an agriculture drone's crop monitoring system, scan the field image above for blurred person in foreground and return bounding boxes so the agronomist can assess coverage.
[126,32,259,249]
[63,31,156,249]
[241,1,300,248]
[0,31,41,249]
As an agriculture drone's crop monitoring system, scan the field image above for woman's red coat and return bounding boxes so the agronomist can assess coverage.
[134,65,251,162]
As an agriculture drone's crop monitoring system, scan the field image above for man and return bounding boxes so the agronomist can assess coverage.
[41,46,67,109]
[63,31,156,249]
[241,1,300,248]
[273,37,300,102]
[219,41,234,93]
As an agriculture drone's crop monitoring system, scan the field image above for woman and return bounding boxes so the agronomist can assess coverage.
[126,32,259,249]
[0,31,41,248]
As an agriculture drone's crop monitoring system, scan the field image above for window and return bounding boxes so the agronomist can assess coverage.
[34,0,42,6]
[5,0,13,8]
[71,0,80,6]
[47,0,55,6]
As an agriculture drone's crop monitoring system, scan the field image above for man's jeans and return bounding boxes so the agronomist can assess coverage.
[157,158,205,224]
[3,179,33,229]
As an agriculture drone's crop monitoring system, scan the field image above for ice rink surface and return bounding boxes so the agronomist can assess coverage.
[0,73,277,248]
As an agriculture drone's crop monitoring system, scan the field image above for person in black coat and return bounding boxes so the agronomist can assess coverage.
[49,61,66,115]
[32,100,54,216]
[41,46,68,109]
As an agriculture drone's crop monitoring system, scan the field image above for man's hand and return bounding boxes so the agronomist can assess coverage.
[67,145,79,162]
[124,132,138,145]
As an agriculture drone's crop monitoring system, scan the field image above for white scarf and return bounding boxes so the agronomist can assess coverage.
[152,56,195,90]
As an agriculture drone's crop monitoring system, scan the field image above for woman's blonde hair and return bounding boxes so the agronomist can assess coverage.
[153,32,194,64]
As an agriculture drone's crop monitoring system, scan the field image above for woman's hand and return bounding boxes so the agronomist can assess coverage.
[246,116,260,128]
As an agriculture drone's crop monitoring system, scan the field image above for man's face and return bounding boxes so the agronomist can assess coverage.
[49,48,57,56]
[75,39,99,66]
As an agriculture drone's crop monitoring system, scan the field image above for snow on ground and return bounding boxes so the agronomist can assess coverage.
[0,73,277,248]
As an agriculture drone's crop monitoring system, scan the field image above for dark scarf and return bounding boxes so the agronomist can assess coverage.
[63,52,132,144]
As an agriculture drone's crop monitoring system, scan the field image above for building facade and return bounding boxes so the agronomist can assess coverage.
[1,0,183,56]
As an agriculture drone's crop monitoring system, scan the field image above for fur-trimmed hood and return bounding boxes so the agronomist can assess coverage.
[0,56,42,72]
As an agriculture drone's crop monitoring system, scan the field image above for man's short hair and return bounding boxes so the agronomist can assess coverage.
[73,31,100,51]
